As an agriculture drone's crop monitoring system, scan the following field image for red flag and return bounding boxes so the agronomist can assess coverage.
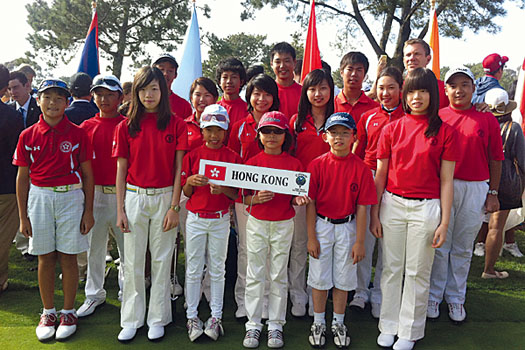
[204,164,227,181]
[428,2,440,78]
[301,0,322,83]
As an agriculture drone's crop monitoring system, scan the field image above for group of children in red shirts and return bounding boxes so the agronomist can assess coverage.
[13,38,507,350]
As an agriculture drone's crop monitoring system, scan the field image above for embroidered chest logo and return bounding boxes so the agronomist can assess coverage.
[350,183,359,192]
[477,130,485,138]
[60,141,72,153]
[165,134,174,143]
[33,146,41,151]
[188,131,193,136]
[430,137,438,146]
[372,122,379,127]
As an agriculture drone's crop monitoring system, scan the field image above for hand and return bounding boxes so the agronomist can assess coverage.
[80,211,94,235]
[293,195,311,206]
[189,174,209,187]
[163,208,179,232]
[209,183,223,195]
[485,194,500,213]
[20,217,32,238]
[474,102,491,113]
[351,241,365,264]
[307,237,321,259]
[370,214,383,238]
[255,190,274,204]
[432,224,448,248]
[117,210,130,233]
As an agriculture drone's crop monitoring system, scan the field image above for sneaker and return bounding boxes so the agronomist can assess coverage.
[377,333,395,347]
[473,242,485,257]
[204,317,224,341]
[243,329,261,348]
[371,302,381,319]
[331,322,350,348]
[503,242,524,258]
[393,338,416,350]
[448,303,466,323]
[308,322,326,347]
[427,300,440,319]
[36,312,57,341]
[55,312,78,340]
[348,296,366,310]
[171,275,183,299]
[105,253,113,263]
[77,298,105,317]
[187,317,204,342]
[114,258,121,265]
[235,304,247,318]
[291,303,306,317]
[268,329,284,348]
[117,327,137,342]
[148,326,164,341]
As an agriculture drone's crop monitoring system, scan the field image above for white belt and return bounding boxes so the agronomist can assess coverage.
[126,184,173,195]
[36,183,83,192]
[95,185,117,194]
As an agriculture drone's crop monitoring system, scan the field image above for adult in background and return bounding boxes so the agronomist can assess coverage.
[0,64,25,294]
[17,64,37,97]
[471,54,508,104]
[65,72,98,125]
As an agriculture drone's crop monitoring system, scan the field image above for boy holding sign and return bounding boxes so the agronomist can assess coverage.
[181,104,241,342]
[306,113,377,348]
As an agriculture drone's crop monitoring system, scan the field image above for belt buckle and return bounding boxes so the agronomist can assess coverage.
[146,188,155,196]
[102,186,115,194]
[53,185,68,193]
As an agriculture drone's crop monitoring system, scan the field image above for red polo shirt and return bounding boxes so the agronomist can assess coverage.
[228,113,261,163]
[80,113,125,185]
[440,106,504,181]
[356,106,405,170]
[242,152,303,221]
[377,113,459,198]
[181,144,241,214]
[112,113,188,188]
[290,114,330,168]
[13,115,92,187]
[185,113,203,152]
[334,90,379,125]
[308,152,377,219]
[218,97,248,129]
[169,92,193,119]
[277,81,302,119]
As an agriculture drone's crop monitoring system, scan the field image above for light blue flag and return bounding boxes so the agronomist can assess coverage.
[172,4,202,102]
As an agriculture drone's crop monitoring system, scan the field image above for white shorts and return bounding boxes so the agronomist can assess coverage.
[27,185,88,255]
[307,217,357,291]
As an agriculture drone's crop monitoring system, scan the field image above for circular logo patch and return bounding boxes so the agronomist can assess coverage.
[60,141,72,153]
[430,137,438,146]
[477,130,485,138]
[165,134,174,143]
[350,183,358,192]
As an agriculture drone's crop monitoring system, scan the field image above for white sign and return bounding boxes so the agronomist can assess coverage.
[199,159,310,196]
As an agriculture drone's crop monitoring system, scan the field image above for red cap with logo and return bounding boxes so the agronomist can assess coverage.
[483,53,509,73]
[257,111,289,131]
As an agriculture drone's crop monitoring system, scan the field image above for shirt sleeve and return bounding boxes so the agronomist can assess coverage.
[111,120,129,159]
[180,152,192,187]
[376,124,392,160]
[174,117,189,151]
[487,114,505,161]
[441,124,459,162]
[228,121,242,154]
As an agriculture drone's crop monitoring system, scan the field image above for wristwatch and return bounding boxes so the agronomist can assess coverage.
[170,204,181,212]
[487,189,498,196]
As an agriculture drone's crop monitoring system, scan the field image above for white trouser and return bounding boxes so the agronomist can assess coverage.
[379,192,441,341]
[185,211,230,319]
[120,189,176,328]
[429,180,487,305]
[245,216,294,331]
[85,190,124,301]
[288,205,308,306]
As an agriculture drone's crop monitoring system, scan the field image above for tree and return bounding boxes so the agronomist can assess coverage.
[26,0,209,78]
[240,0,525,70]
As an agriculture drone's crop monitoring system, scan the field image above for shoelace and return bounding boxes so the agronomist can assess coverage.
[268,330,283,340]
[60,313,77,325]
[39,313,57,326]
[332,323,346,336]
[188,318,201,330]
[450,304,463,313]
[245,329,261,339]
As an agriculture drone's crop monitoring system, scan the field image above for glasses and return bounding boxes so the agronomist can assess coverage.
[93,77,121,88]
[39,79,68,90]
[259,127,286,135]
[326,130,352,138]
[201,113,228,122]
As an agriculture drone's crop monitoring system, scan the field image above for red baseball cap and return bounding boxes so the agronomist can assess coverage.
[483,53,509,73]
[257,111,289,131]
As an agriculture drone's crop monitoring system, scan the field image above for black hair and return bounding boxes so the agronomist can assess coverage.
[246,65,265,83]
[122,82,132,95]
[295,69,335,134]
[245,74,280,113]
[294,59,303,76]
[215,57,247,90]
[270,42,296,61]
[9,71,28,86]
[257,129,293,153]
[339,52,369,74]
[189,77,219,102]
[0,64,9,90]
[402,68,442,138]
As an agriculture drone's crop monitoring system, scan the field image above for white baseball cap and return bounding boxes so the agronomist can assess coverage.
[200,104,230,130]
[444,66,475,84]
[485,88,517,116]
[90,74,123,93]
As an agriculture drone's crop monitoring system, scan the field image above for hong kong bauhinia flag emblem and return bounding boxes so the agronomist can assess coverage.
[204,164,227,181]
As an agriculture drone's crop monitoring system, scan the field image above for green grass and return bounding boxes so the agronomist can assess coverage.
[1,232,525,350]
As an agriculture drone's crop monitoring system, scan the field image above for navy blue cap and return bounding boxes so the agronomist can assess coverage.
[324,112,356,131]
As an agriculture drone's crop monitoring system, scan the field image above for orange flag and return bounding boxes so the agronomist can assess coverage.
[301,0,322,82]
[429,1,440,78]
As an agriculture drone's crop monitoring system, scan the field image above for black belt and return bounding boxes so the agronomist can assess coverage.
[317,213,354,225]
[388,191,431,201]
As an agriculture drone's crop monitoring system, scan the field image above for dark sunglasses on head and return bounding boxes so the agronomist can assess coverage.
[40,79,68,90]
[259,127,286,135]
[93,77,121,88]
[201,113,228,122]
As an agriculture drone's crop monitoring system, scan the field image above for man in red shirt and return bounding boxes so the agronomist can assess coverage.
[270,42,302,119]
[428,66,504,323]
[216,57,248,130]
[152,53,193,119]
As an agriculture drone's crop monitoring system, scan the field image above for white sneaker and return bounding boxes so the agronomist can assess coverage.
[393,338,415,350]
[204,317,224,341]
[349,296,366,310]
[235,304,247,318]
[503,242,524,258]
[291,303,306,317]
[187,317,203,342]
[448,303,466,322]
[268,329,284,348]
[55,312,78,340]
[36,312,57,341]
[77,298,105,317]
[148,326,164,341]
[331,322,350,348]
[427,300,440,319]
[377,333,395,347]
[473,242,485,257]
[371,302,381,319]
[118,327,137,342]
[308,322,326,347]
[243,329,261,348]
[105,253,113,263]
[170,276,183,299]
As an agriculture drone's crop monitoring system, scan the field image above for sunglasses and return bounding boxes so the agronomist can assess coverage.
[259,127,286,135]
[93,77,121,88]
[39,79,68,90]
[201,113,228,122]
